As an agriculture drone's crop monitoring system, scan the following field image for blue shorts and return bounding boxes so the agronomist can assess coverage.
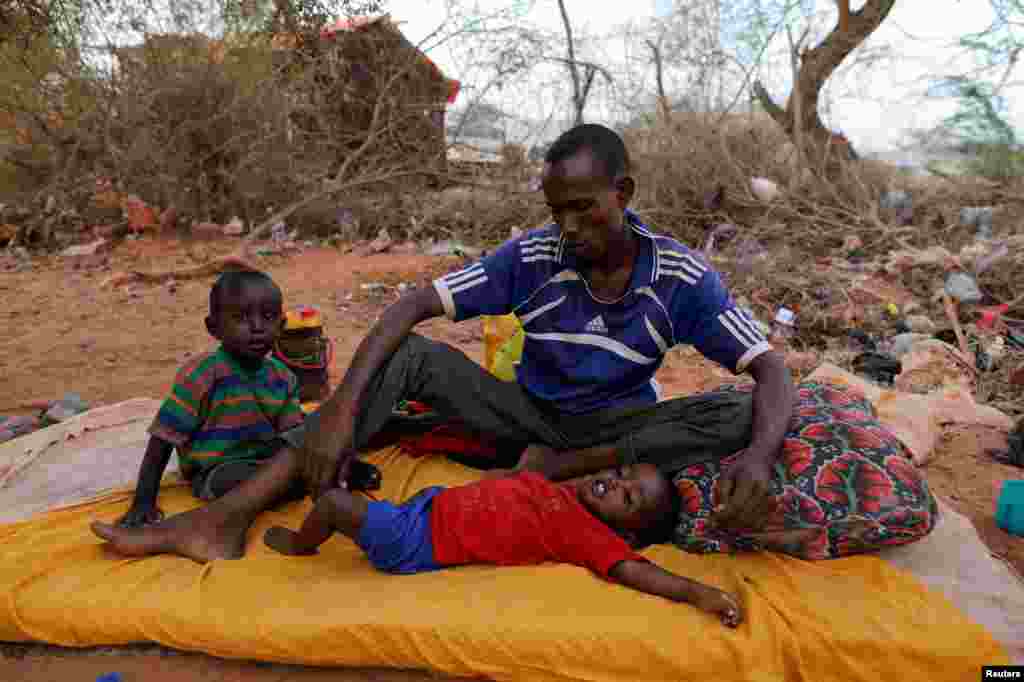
[356,486,445,574]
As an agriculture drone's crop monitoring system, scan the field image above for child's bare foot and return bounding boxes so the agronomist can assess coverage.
[694,587,743,628]
[91,505,251,563]
[264,526,317,556]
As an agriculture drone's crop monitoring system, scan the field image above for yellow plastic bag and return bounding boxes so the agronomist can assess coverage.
[483,314,524,381]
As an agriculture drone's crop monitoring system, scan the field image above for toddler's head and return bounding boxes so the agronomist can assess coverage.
[205,270,284,364]
[576,463,680,548]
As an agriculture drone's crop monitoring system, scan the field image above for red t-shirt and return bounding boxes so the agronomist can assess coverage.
[430,472,645,579]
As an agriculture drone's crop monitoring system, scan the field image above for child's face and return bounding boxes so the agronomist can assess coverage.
[576,463,672,535]
[206,280,284,363]
[541,151,632,265]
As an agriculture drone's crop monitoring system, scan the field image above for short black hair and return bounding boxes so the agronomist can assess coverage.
[209,270,281,315]
[633,479,682,549]
[545,124,631,182]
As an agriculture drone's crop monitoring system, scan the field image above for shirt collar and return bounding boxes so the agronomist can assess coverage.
[557,209,656,287]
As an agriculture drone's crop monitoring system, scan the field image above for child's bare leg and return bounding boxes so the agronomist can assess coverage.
[91,446,304,562]
[265,488,369,556]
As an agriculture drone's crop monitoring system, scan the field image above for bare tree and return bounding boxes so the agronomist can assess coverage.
[752,0,896,164]
[554,0,612,126]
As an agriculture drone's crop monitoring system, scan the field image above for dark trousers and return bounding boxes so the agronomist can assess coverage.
[285,333,754,477]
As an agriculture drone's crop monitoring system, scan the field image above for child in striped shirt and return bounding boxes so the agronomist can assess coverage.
[116,271,305,528]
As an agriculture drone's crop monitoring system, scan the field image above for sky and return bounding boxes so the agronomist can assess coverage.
[381,0,1022,153]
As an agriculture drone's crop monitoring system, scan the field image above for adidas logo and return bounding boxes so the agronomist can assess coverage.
[584,315,608,334]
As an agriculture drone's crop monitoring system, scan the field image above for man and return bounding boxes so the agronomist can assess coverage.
[92,124,793,562]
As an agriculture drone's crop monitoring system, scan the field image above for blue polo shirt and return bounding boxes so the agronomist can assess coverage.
[432,211,770,414]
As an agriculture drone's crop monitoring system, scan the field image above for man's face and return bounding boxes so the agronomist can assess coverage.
[576,463,672,535]
[207,281,284,363]
[541,151,629,265]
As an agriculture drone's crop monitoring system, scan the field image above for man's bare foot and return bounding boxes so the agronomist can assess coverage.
[264,526,318,556]
[694,587,744,628]
[91,505,252,563]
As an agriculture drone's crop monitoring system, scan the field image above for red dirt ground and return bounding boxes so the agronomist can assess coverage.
[1,235,1022,680]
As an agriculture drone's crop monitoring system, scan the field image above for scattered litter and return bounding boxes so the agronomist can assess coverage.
[944,272,983,304]
[703,223,738,256]
[360,282,388,292]
[959,206,994,238]
[336,208,357,231]
[847,329,877,352]
[703,185,725,212]
[397,282,415,293]
[976,335,1006,372]
[852,352,902,385]
[750,176,780,202]
[42,393,90,425]
[769,307,796,345]
[997,420,1024,467]
[270,221,287,242]
[734,238,765,276]
[995,481,1024,536]
[508,226,523,240]
[880,190,911,211]
[977,304,1009,330]
[888,333,933,359]
[0,415,39,444]
[968,240,1009,275]
[96,673,122,682]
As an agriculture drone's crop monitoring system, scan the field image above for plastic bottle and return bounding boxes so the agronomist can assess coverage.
[769,307,796,346]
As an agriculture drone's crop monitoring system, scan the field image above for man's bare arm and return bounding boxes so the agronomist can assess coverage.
[303,286,445,498]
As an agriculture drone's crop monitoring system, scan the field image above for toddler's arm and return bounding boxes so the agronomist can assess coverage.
[609,560,743,627]
[118,436,173,528]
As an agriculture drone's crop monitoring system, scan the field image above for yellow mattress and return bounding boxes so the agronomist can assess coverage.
[0,447,1008,681]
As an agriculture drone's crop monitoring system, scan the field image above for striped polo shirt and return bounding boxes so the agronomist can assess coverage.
[433,210,770,414]
[148,346,305,477]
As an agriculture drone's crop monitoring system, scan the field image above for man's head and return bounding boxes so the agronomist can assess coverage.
[541,124,635,266]
[576,463,680,548]
[206,270,284,364]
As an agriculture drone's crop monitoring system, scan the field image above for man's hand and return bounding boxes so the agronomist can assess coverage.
[711,449,777,532]
[300,412,356,500]
[116,503,164,529]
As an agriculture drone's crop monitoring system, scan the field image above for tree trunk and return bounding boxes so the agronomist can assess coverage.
[754,0,895,165]
[555,0,583,126]
[647,39,670,122]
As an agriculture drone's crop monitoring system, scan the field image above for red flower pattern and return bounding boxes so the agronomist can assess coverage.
[673,382,936,560]
[815,454,893,514]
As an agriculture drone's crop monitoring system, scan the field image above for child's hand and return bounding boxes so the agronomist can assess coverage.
[264,526,318,556]
[692,585,743,628]
[117,504,164,529]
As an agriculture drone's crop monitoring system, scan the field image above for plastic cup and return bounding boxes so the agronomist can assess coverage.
[995,480,1024,537]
